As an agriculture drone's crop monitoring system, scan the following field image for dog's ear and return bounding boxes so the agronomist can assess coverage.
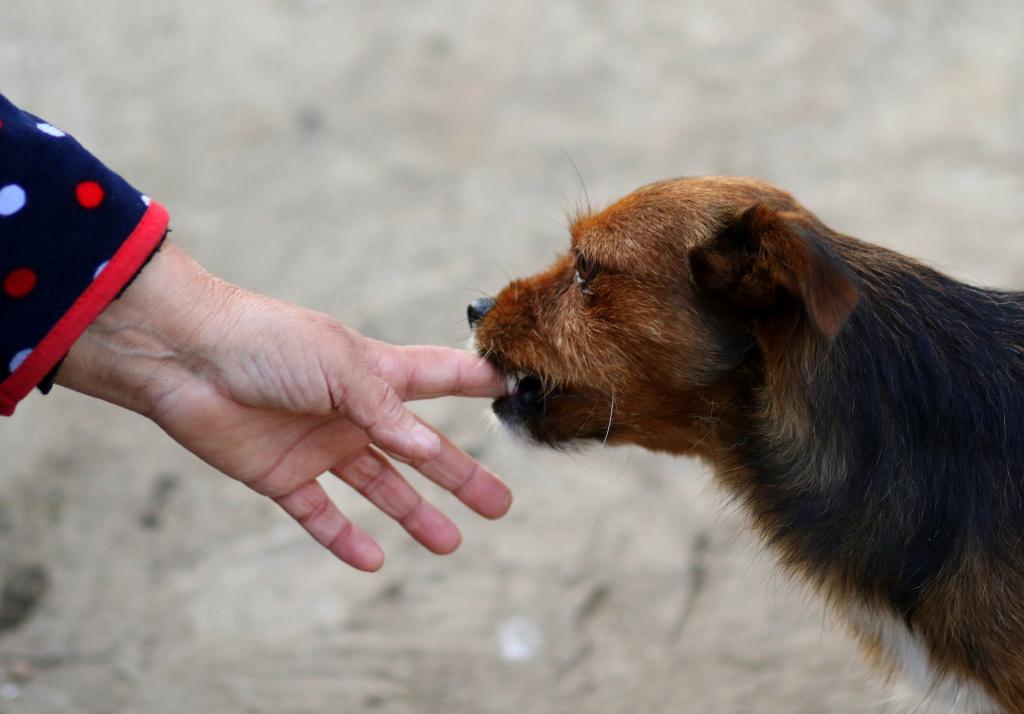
[688,204,859,338]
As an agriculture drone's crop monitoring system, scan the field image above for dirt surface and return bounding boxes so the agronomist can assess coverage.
[1,2,1022,712]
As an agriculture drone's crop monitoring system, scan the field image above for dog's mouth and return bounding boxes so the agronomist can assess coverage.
[501,369,545,406]
[479,341,609,444]
[482,353,617,446]
[482,353,553,414]
[489,362,554,441]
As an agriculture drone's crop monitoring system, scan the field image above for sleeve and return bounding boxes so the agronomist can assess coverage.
[0,93,170,416]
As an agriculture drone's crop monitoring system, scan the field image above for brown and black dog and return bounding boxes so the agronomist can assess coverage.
[468,177,1024,713]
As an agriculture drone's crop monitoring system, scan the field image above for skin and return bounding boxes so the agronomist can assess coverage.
[55,240,512,572]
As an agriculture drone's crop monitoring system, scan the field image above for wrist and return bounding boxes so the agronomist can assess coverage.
[54,240,226,415]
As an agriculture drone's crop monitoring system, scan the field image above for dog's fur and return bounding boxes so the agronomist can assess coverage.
[470,177,1024,713]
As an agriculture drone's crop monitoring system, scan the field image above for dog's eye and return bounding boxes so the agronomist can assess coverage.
[574,252,598,294]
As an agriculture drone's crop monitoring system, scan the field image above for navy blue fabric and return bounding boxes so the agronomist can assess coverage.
[0,93,151,382]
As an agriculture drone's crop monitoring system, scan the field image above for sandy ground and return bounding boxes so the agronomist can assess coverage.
[1,2,1023,712]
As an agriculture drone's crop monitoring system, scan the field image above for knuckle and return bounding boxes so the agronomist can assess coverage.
[352,454,389,496]
[296,489,330,526]
[325,374,348,411]
[452,463,482,497]
[398,496,427,530]
[372,382,409,426]
[326,519,355,552]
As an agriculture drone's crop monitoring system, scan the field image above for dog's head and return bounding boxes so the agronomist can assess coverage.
[470,177,860,455]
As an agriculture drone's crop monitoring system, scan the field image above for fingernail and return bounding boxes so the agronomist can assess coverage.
[491,489,513,519]
[412,424,441,457]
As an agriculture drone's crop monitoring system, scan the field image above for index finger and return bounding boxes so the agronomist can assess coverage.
[369,343,507,401]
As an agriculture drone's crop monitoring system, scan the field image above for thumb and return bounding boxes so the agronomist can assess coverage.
[341,367,441,462]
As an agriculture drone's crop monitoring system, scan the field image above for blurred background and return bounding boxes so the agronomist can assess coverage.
[1,1,1022,712]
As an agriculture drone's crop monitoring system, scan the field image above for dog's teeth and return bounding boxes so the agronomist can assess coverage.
[502,370,531,395]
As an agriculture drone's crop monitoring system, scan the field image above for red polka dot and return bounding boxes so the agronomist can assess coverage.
[3,268,37,298]
[76,181,105,209]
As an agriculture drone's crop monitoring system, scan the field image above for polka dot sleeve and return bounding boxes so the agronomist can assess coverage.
[0,94,169,416]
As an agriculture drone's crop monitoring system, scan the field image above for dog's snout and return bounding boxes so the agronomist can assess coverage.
[467,297,496,329]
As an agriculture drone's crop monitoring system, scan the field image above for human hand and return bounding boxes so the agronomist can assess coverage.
[55,241,511,571]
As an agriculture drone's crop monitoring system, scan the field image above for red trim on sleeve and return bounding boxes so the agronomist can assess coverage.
[0,201,170,416]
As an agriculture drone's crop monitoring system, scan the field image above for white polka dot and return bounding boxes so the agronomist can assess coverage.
[0,184,26,217]
[93,261,109,279]
[9,348,32,373]
[140,194,151,206]
[36,122,66,137]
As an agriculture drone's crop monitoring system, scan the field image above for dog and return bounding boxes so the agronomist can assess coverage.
[468,177,1024,713]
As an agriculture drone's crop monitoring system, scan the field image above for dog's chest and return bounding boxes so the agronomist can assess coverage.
[844,607,998,712]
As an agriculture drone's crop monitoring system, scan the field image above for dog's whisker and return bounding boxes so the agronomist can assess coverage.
[601,390,615,448]
[468,284,493,299]
[570,394,604,442]
[542,212,570,233]
[471,348,495,374]
[487,260,513,289]
[554,139,592,216]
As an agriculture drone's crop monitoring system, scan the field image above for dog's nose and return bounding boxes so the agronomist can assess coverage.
[467,297,495,329]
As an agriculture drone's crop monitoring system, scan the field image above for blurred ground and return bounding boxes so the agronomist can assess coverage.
[1,1,1023,712]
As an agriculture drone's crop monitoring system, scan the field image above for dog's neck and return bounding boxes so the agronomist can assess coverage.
[708,238,1024,620]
